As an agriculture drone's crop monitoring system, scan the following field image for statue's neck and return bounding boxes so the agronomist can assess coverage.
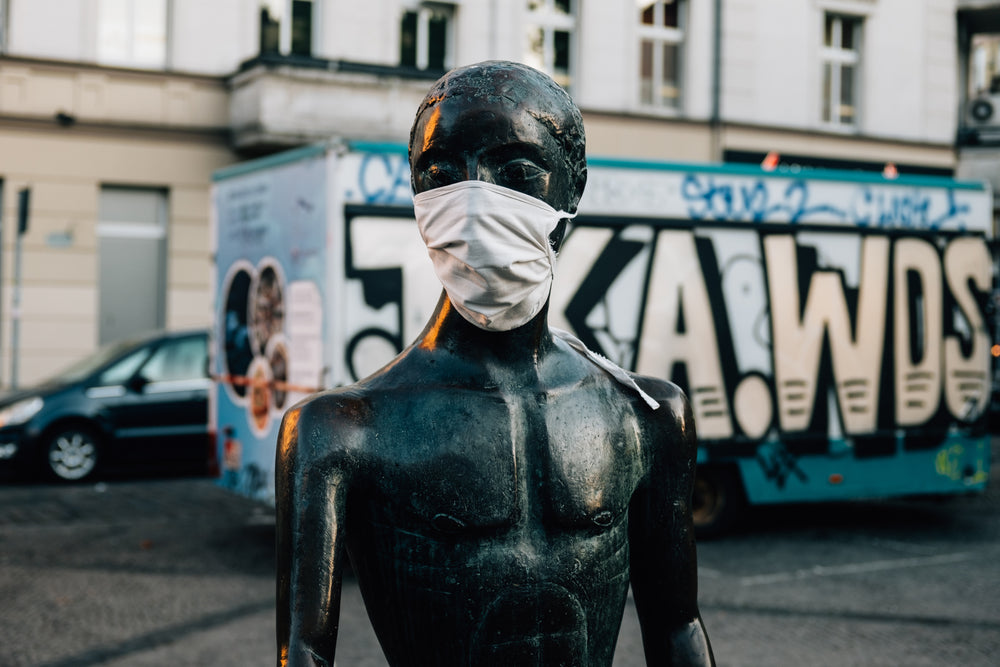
[418,291,553,368]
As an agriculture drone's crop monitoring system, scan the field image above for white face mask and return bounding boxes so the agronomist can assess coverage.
[413,180,575,332]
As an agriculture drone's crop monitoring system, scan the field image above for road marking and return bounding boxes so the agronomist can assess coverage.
[739,552,976,586]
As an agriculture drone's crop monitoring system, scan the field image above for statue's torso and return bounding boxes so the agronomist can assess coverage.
[339,357,650,666]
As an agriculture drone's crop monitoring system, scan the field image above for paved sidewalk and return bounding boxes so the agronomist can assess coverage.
[1,465,998,666]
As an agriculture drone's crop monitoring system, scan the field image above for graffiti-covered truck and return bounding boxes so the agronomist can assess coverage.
[210,140,993,534]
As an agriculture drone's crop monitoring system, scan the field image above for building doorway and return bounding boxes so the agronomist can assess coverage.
[98,186,167,344]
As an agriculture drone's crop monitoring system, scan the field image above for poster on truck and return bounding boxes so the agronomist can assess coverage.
[211,147,329,502]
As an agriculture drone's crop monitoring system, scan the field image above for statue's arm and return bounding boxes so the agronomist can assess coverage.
[276,403,349,667]
[628,384,715,666]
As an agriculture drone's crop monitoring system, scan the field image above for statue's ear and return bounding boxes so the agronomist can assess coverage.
[549,219,568,252]
[570,165,588,214]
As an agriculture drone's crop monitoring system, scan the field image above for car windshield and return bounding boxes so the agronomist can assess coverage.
[47,338,146,384]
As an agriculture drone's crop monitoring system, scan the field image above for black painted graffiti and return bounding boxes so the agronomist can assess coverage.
[755,441,808,489]
[554,224,991,463]
[342,214,992,483]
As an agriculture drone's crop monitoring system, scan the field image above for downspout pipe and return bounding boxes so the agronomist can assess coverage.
[711,0,723,159]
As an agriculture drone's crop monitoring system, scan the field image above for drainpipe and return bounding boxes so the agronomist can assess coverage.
[711,0,723,161]
[490,0,498,58]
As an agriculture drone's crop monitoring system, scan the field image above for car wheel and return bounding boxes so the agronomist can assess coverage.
[692,466,746,539]
[46,426,100,482]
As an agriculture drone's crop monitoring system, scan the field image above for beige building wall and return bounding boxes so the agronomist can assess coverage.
[721,125,957,170]
[582,113,713,162]
[0,58,235,386]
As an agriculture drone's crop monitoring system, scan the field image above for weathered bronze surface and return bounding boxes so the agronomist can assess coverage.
[276,60,715,666]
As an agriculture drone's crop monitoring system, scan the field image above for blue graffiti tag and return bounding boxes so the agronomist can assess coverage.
[681,175,843,223]
[850,187,969,230]
[357,153,413,205]
[681,174,970,229]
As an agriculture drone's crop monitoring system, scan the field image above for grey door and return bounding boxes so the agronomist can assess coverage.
[98,187,167,344]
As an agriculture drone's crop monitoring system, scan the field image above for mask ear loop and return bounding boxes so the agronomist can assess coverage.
[546,215,659,407]
[550,328,661,410]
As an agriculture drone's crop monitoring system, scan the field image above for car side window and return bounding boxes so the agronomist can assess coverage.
[140,336,208,383]
[98,348,151,386]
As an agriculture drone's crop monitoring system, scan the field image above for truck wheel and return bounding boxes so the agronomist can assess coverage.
[692,466,745,539]
[45,425,101,482]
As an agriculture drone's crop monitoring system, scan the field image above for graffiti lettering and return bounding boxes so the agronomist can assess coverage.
[756,441,808,489]
[356,153,412,205]
[344,214,439,378]
[679,174,973,229]
[553,226,991,449]
[343,213,991,494]
[635,229,734,439]
[942,237,992,420]
[766,234,888,434]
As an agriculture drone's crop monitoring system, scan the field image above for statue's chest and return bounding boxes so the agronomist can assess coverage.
[368,387,645,535]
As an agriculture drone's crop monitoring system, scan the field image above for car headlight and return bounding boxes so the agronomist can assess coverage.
[0,396,44,428]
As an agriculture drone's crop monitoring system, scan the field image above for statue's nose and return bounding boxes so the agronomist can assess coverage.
[464,157,497,186]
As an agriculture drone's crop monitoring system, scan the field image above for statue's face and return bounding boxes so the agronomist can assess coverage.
[410,88,575,213]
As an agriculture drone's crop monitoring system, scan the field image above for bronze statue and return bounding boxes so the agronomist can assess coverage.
[276,60,714,666]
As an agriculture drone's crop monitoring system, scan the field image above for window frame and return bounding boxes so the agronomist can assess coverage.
[400,3,454,71]
[95,0,170,70]
[259,0,315,58]
[637,0,686,111]
[820,12,862,129]
[524,0,577,91]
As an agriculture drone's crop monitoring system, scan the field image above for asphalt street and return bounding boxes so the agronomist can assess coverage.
[1,447,998,666]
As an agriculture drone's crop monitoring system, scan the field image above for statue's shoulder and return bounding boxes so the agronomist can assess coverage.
[279,385,380,467]
[627,373,696,455]
[631,374,689,416]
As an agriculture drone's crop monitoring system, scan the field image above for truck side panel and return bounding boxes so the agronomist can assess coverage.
[211,144,992,507]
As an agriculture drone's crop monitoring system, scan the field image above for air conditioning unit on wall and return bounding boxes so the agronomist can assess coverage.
[968,94,1000,127]
[963,92,1000,145]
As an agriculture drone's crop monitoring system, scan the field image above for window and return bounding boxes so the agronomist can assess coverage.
[99,347,152,386]
[969,33,1000,98]
[141,336,208,384]
[260,0,313,57]
[96,0,168,69]
[524,0,575,90]
[400,4,452,71]
[638,0,684,109]
[821,13,862,126]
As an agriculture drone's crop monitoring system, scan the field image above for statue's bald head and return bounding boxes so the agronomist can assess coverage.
[409,60,587,212]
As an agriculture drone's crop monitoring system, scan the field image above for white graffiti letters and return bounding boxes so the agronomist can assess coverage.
[943,238,992,422]
[766,235,889,435]
[636,230,734,439]
[344,215,991,441]
[894,238,944,426]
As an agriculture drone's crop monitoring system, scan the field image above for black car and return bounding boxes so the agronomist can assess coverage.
[0,329,212,482]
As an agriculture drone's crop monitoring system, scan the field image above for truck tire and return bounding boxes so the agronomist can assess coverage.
[692,466,746,539]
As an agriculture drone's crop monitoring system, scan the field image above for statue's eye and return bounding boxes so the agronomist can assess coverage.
[498,159,549,192]
[423,163,461,188]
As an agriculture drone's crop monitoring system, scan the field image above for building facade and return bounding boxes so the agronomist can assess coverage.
[0,0,243,384]
[0,0,990,384]
[957,1,1000,211]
